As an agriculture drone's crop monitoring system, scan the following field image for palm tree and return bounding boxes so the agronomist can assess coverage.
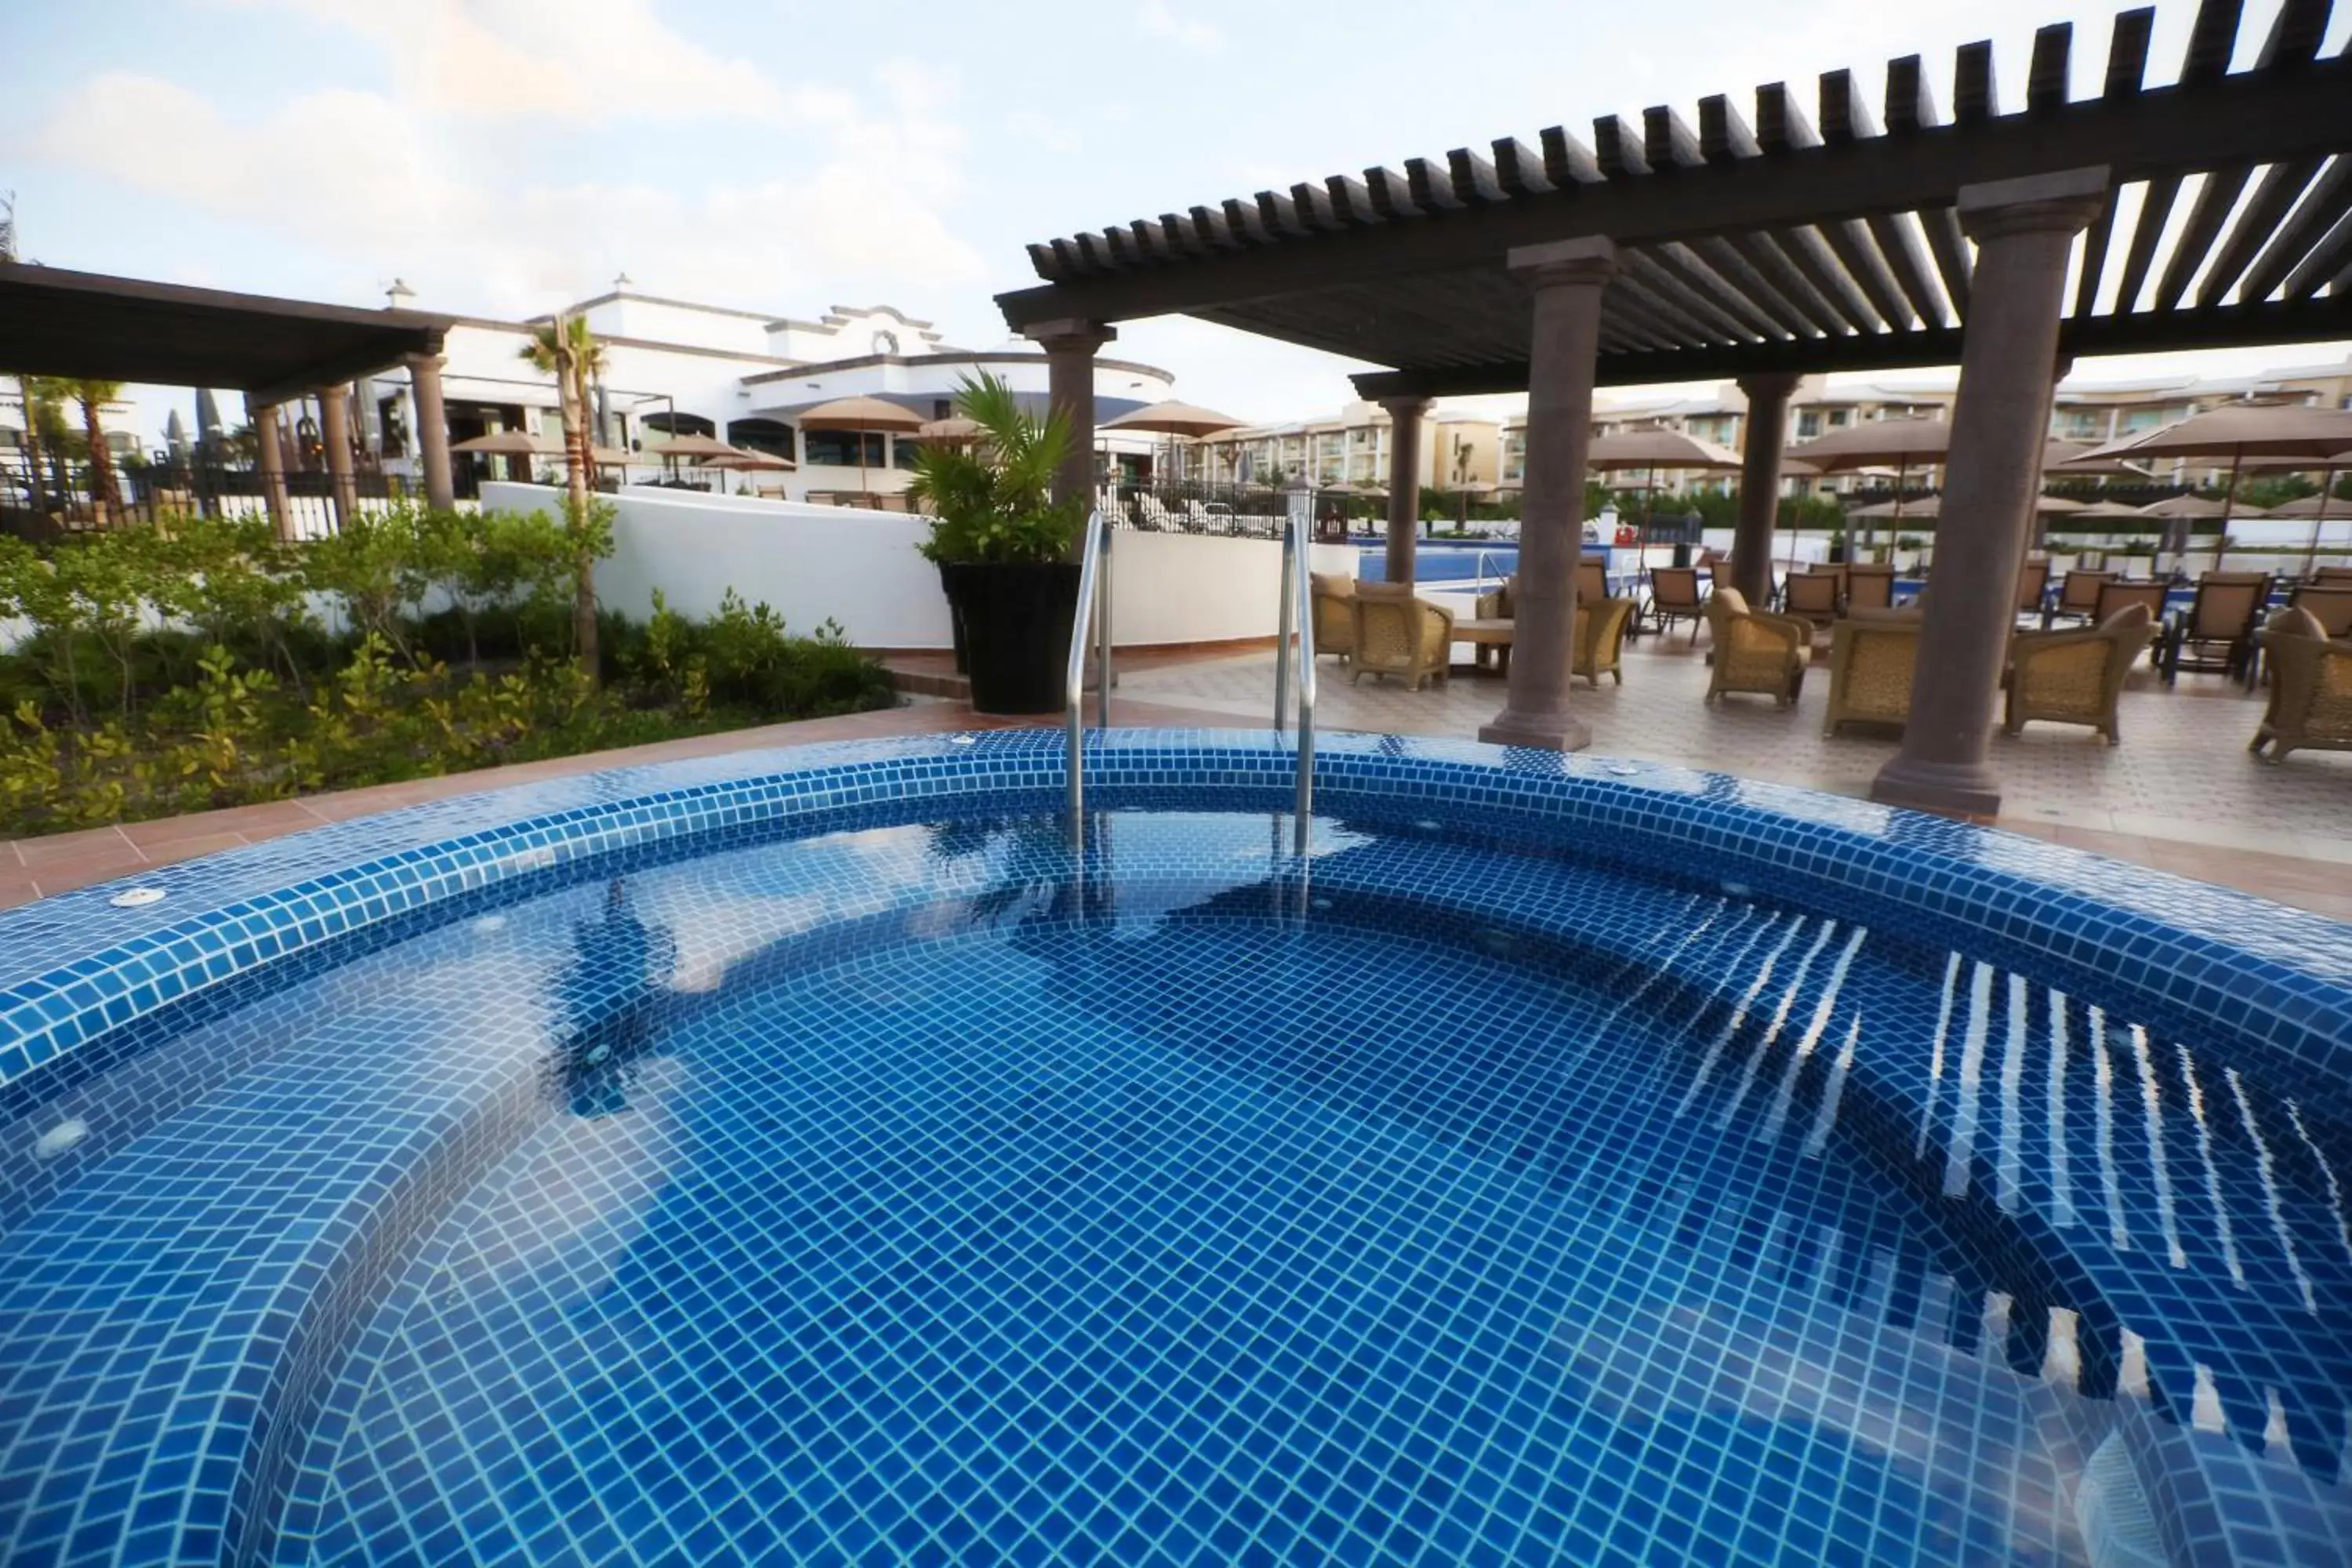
[520,314,610,673]
[71,379,124,515]
[13,374,51,509]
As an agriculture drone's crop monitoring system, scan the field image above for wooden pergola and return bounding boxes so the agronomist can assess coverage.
[997,0,2352,817]
[0,263,462,530]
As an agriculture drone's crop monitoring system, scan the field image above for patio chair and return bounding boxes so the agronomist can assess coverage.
[1576,557,1608,604]
[1704,587,1810,708]
[2091,579,2170,666]
[2014,557,2051,622]
[2051,568,2114,625]
[1781,571,1842,637]
[1310,572,1356,664]
[1472,575,1519,673]
[2002,602,2152,746]
[2316,567,2352,588]
[1576,597,1637,688]
[1845,563,1897,614]
[1138,493,1178,531]
[1823,611,1922,737]
[2287,584,2352,640]
[1643,566,1706,642]
[2249,606,2352,762]
[1350,583,1454,690]
[2161,572,2270,685]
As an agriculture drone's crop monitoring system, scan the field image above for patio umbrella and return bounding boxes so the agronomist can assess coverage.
[1584,428,1741,543]
[1102,399,1249,492]
[1848,493,2082,521]
[2137,491,2271,571]
[452,430,564,456]
[1787,417,1950,555]
[646,431,742,460]
[2080,404,2352,568]
[798,396,924,495]
[2041,439,2154,478]
[701,445,797,495]
[916,416,982,445]
[2233,448,2352,575]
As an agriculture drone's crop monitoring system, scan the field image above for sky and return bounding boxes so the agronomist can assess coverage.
[5,0,2349,445]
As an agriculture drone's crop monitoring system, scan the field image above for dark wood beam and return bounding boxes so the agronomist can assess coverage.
[2071,9,2154,317]
[998,58,2352,326]
[2152,165,2250,310]
[2195,159,2323,305]
[2111,176,2180,314]
[1724,229,1849,336]
[1886,55,1972,315]
[1348,292,2352,398]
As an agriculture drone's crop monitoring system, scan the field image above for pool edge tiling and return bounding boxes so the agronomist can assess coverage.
[0,730,2347,1568]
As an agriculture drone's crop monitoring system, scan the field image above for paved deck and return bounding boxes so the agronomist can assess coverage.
[4,634,2346,922]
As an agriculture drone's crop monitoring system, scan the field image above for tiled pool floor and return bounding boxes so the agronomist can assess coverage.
[296,888,2074,1566]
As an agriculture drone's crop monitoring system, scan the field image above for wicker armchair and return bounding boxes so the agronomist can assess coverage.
[1704,588,1810,707]
[1310,572,1356,664]
[2002,603,2152,745]
[2250,606,2352,762]
[1823,611,1923,737]
[1350,583,1454,690]
[1576,597,1637,688]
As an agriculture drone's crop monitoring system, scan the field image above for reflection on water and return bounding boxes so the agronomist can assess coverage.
[552,878,678,1119]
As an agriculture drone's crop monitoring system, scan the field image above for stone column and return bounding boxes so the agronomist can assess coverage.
[2024,355,2072,561]
[247,393,290,541]
[1733,372,1799,604]
[1380,395,1430,583]
[1026,318,1116,512]
[319,387,358,532]
[1479,237,1618,752]
[1872,168,2106,818]
[405,352,456,510]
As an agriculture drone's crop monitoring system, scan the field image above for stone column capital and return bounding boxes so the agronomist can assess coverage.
[1958,166,2108,242]
[1735,371,1802,403]
[1024,318,1118,357]
[1508,235,1619,289]
[1377,394,1432,419]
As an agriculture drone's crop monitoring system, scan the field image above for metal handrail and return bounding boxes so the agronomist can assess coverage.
[1064,508,1111,852]
[1288,512,1316,857]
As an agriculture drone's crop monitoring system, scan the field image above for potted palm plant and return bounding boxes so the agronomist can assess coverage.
[909,373,1086,714]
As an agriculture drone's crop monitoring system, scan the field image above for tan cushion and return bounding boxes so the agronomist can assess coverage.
[1712,586,1750,617]
[2266,605,2326,640]
[1310,571,1355,599]
[2096,601,2153,635]
[1356,581,1414,603]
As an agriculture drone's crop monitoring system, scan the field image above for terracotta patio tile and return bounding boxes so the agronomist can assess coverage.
[8,841,147,889]
[136,832,259,867]
[11,827,134,869]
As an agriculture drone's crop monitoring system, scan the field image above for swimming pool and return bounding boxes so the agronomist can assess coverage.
[1,731,2347,1566]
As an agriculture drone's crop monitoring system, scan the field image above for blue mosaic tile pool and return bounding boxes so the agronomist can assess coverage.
[0,731,2347,1566]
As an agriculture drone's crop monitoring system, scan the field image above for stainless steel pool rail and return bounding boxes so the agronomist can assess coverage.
[1274,507,1316,858]
[1065,508,1112,852]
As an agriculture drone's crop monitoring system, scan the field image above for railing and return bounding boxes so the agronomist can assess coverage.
[1065,508,1112,855]
[1276,510,1317,858]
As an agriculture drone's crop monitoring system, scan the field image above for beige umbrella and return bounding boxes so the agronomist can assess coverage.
[1581,428,1740,543]
[797,396,924,495]
[701,445,797,494]
[452,430,564,456]
[648,432,742,460]
[2139,492,2264,518]
[2042,439,2154,478]
[1788,417,1951,556]
[2068,499,2152,520]
[916,416,982,444]
[2082,405,2352,568]
[1102,400,1250,494]
[1846,494,2084,521]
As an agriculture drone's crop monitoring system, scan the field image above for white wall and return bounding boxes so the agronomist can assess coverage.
[480,481,1355,650]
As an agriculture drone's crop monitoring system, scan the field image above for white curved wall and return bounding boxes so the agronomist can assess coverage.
[480,482,1356,650]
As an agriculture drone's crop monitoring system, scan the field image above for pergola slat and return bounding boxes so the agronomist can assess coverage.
[2111,176,2180,312]
[2152,165,2251,309]
[1537,126,1603,186]
[2194,159,2323,304]
[1288,183,1343,234]
[2071,9,2155,315]
[2282,202,2352,296]
[1446,148,1509,205]
[1687,236,1819,337]
[1886,57,1974,314]
[2027,24,2074,111]
[1491,139,1555,197]
[1819,219,1914,330]
[1776,225,1886,332]
[1080,232,1123,270]
[1698,96,1761,167]
[1642,107,1705,171]
[1594,116,1651,178]
[2179,0,2245,85]
[1159,212,1207,256]
[1323,177,1381,227]
[1026,243,1065,281]
[1613,260,1744,343]
[1406,158,1466,212]
[1753,82,1820,154]
[1723,230,1849,336]
[1050,238,1088,277]
[1820,69,1947,327]
[1102,228,1142,267]
[1255,191,1312,240]
[2255,0,2330,67]
[1365,167,1421,220]
[1642,242,1786,339]
[1955,41,1999,123]
[1129,220,1175,263]
[2239,157,2352,299]
[1189,205,1243,251]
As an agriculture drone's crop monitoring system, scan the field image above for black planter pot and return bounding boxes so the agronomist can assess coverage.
[942,560,1082,714]
[936,563,969,675]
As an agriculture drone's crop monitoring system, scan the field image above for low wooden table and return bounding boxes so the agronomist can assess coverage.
[1454,617,1514,675]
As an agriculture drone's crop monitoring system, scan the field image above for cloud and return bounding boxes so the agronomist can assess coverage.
[1138,0,1223,53]
[230,0,817,123]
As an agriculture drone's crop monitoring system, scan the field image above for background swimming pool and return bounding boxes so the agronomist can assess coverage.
[0,733,2346,1566]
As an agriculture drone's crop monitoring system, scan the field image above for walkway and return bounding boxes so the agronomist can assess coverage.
[5,638,2346,922]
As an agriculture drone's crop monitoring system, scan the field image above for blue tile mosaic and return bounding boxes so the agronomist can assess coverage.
[0,731,2345,1566]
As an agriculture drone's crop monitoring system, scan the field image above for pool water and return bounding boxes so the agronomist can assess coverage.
[4,785,2349,1566]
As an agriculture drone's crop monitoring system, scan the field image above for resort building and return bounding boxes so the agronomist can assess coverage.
[1189,402,1504,492]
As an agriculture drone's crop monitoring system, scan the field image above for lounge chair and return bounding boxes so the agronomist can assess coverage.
[2315,566,2352,588]
[1704,588,1810,707]
[2287,584,2352,639]
[2050,568,2114,626]
[1643,566,1706,642]
[1576,597,1637,688]
[1575,558,1608,604]
[2014,557,2051,622]
[1781,571,1841,637]
[1138,493,1178,532]
[1310,572,1356,664]
[2002,603,2153,745]
[2161,572,2269,685]
[1845,563,1897,614]
[1350,583,1454,690]
[1823,610,1922,737]
[2249,606,2352,762]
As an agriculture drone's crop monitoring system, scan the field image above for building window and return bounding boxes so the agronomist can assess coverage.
[727,418,796,459]
[1796,412,1823,438]
[871,330,900,356]
[804,430,887,467]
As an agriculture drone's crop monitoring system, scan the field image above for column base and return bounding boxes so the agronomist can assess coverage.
[1478,708,1592,753]
[1869,754,2002,819]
